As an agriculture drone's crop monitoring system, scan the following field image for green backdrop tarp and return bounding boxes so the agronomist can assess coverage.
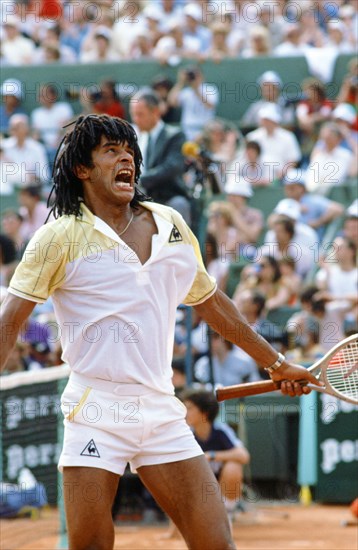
[0,56,313,123]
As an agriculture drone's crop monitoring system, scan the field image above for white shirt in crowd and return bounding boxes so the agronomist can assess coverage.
[305,145,353,192]
[246,126,301,179]
[31,102,74,150]
[1,136,49,191]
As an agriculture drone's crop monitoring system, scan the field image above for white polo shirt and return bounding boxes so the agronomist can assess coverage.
[9,202,216,394]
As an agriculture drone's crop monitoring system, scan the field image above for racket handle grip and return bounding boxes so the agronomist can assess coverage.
[216,380,280,402]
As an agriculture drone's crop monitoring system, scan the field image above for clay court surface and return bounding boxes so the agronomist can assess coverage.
[1,504,357,550]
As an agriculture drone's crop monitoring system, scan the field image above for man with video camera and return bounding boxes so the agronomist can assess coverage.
[168,65,219,140]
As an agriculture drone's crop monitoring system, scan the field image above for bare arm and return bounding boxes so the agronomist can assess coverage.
[205,446,250,465]
[167,70,187,107]
[0,294,36,371]
[308,201,344,229]
[194,289,321,395]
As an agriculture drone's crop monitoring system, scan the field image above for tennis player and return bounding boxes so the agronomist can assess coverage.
[0,115,320,550]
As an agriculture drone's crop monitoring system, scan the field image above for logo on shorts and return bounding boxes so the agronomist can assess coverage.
[169,225,183,243]
[81,439,100,458]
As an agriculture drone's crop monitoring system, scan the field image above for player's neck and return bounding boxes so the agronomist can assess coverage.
[84,196,133,233]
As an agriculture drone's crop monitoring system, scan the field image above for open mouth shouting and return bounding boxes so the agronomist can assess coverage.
[114,168,134,189]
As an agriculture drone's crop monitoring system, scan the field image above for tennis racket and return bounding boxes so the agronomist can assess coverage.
[216,333,358,404]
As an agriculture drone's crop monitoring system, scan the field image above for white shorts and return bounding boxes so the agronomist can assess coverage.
[58,372,203,475]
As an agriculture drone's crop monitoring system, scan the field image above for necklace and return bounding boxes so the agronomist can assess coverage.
[118,211,134,236]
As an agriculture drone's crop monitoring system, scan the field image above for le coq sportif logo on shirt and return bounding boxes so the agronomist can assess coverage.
[81,439,100,458]
[169,225,183,243]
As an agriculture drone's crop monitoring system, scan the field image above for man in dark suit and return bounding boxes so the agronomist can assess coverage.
[129,88,191,224]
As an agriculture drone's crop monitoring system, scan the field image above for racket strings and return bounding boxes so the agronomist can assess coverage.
[326,340,358,401]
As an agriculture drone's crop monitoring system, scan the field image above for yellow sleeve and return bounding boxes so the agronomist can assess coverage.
[179,221,217,307]
[8,223,68,303]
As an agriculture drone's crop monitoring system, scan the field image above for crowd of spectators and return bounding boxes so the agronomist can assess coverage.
[0,1,357,69]
[1,0,357,385]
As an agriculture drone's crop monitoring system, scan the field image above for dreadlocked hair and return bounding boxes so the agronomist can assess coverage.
[47,114,152,219]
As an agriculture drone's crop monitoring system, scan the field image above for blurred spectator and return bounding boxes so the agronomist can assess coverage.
[263,217,295,267]
[282,168,344,241]
[241,25,271,58]
[93,80,125,119]
[31,83,74,165]
[129,32,154,60]
[262,202,315,277]
[204,232,229,292]
[195,119,241,192]
[38,0,63,19]
[296,77,333,163]
[33,24,77,64]
[60,1,91,58]
[129,88,190,222]
[235,140,271,186]
[199,118,241,166]
[342,200,358,248]
[183,3,212,54]
[181,388,250,521]
[141,4,164,47]
[315,236,358,308]
[153,20,201,64]
[274,23,307,56]
[224,176,264,250]
[313,0,341,32]
[331,103,358,161]
[286,285,350,352]
[205,22,232,62]
[168,65,219,140]
[20,316,53,358]
[298,7,325,48]
[305,122,355,192]
[24,341,54,371]
[326,19,356,53]
[241,70,294,129]
[158,0,184,33]
[268,197,318,249]
[80,26,119,63]
[0,234,18,286]
[233,255,291,311]
[234,288,284,350]
[285,316,324,364]
[257,1,286,48]
[111,1,146,59]
[337,59,358,131]
[338,4,358,49]
[151,76,180,124]
[246,104,301,181]
[278,257,302,307]
[18,186,50,242]
[206,201,239,263]
[171,359,187,396]
[0,144,14,195]
[194,331,260,386]
[1,15,36,65]
[2,114,49,190]
[0,79,25,134]
[1,209,24,258]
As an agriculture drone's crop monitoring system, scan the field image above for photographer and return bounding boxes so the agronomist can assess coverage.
[168,65,219,140]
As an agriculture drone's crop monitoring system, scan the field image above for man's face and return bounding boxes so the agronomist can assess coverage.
[284,183,304,200]
[80,136,136,206]
[129,100,160,132]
